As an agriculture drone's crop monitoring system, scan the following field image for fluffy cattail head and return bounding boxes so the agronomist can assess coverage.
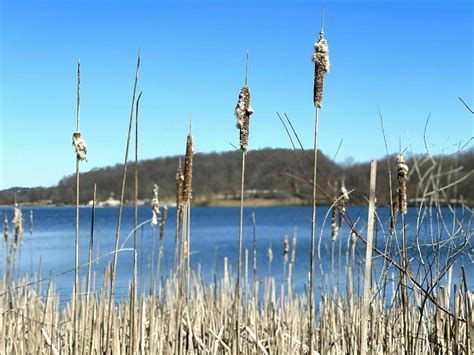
[182,131,194,203]
[397,154,409,214]
[331,205,338,241]
[338,182,349,222]
[312,29,330,108]
[72,132,87,161]
[267,244,273,263]
[12,203,23,244]
[283,235,289,255]
[235,86,254,153]
[350,231,357,246]
[291,236,297,264]
[151,184,160,227]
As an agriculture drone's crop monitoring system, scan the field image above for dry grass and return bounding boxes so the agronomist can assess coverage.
[0,258,472,354]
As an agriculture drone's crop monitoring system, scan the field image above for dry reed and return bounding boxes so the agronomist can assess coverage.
[309,12,329,351]
[71,59,83,354]
[107,50,140,352]
[360,160,377,354]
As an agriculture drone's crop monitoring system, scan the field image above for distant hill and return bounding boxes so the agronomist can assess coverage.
[1,148,472,206]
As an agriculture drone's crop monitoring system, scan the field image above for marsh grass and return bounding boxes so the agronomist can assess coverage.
[1,13,473,355]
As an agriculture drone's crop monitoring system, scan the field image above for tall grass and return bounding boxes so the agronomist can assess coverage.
[309,14,330,351]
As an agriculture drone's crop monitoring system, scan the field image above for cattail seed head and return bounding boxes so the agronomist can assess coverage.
[312,30,330,108]
[159,206,168,241]
[159,206,168,256]
[283,235,289,264]
[350,231,357,246]
[151,184,160,227]
[235,86,254,153]
[3,215,8,242]
[291,236,297,264]
[331,205,338,241]
[176,158,184,208]
[267,244,273,263]
[397,154,409,214]
[182,131,194,203]
[338,183,349,222]
[12,203,23,244]
[72,132,87,161]
[29,210,33,235]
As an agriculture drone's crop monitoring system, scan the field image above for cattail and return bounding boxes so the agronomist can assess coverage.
[29,209,33,235]
[339,182,349,222]
[331,205,338,241]
[283,235,289,264]
[176,158,184,211]
[350,231,357,246]
[312,28,330,108]
[235,86,254,153]
[182,131,194,204]
[159,206,168,256]
[397,154,409,214]
[12,203,23,244]
[267,243,273,264]
[3,214,8,242]
[72,132,87,161]
[291,235,297,264]
[151,184,160,227]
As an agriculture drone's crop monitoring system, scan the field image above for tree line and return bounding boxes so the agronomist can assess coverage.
[1,148,472,206]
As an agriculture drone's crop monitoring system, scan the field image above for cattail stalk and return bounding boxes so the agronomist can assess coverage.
[251,212,257,331]
[397,154,410,352]
[86,183,96,303]
[309,13,329,351]
[174,159,184,271]
[131,91,142,354]
[106,50,140,352]
[235,51,253,352]
[181,126,194,297]
[72,60,82,354]
[150,184,160,294]
[360,160,377,354]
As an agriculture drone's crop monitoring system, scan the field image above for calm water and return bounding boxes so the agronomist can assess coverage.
[1,206,472,302]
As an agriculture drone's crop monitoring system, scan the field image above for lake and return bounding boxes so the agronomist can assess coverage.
[1,205,472,303]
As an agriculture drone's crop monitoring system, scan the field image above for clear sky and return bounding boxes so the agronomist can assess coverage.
[0,0,472,189]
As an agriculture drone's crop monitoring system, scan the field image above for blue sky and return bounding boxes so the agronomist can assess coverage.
[0,0,472,189]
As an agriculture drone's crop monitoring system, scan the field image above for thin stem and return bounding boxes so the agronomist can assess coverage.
[106,49,140,351]
[245,50,249,86]
[86,183,96,302]
[76,60,80,132]
[309,106,319,351]
[236,151,246,352]
[131,91,142,354]
[83,182,96,354]
[73,59,80,354]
